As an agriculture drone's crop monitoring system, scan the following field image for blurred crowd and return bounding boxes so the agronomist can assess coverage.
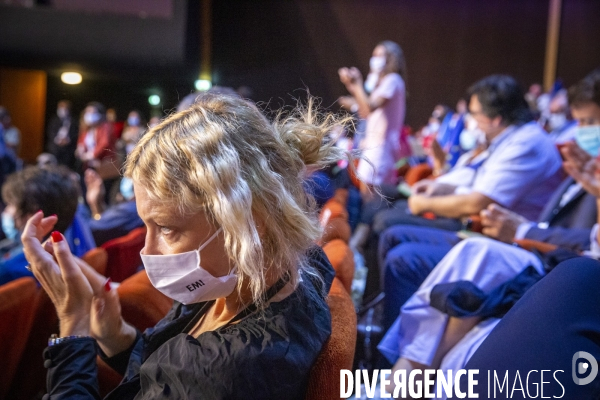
[1,38,600,399]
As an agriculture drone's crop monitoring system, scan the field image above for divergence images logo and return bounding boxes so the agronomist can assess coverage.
[572,351,598,386]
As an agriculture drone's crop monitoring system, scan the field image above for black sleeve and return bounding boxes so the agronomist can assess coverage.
[97,330,143,376]
[525,227,591,252]
[43,337,100,400]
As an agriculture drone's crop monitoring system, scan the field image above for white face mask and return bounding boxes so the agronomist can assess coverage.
[141,227,237,304]
[548,112,568,131]
[369,56,386,73]
[460,128,485,150]
[57,108,68,119]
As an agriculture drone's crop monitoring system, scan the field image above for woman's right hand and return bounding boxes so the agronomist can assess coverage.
[338,67,363,94]
[22,212,94,337]
[75,259,138,357]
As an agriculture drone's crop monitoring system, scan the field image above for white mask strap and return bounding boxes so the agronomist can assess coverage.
[198,227,223,252]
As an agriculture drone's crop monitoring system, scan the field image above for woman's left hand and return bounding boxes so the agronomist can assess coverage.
[22,212,94,337]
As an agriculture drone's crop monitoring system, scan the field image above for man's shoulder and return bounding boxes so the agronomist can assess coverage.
[503,122,557,153]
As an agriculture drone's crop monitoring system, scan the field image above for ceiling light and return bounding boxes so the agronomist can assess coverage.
[61,72,82,85]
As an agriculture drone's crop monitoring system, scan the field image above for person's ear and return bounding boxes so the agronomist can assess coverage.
[491,115,503,128]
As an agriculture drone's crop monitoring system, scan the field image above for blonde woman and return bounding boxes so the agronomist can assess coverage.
[22,95,348,399]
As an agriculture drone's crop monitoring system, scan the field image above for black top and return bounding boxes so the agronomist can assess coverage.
[42,247,334,400]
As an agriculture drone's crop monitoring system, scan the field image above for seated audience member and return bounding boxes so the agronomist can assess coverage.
[0,166,80,285]
[148,116,160,128]
[525,82,543,116]
[404,105,451,163]
[84,168,143,246]
[0,107,18,186]
[34,157,96,257]
[383,74,563,229]
[545,88,577,144]
[46,100,79,170]
[461,256,600,399]
[379,68,600,397]
[117,110,146,156]
[431,99,467,174]
[106,108,123,138]
[36,153,58,169]
[75,102,116,170]
[379,145,597,330]
[359,74,563,300]
[378,70,600,329]
[0,106,21,154]
[23,95,344,399]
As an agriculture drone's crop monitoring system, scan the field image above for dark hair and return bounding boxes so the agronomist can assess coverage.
[86,101,106,116]
[2,166,79,233]
[57,100,72,110]
[568,68,600,108]
[378,40,407,81]
[467,75,532,125]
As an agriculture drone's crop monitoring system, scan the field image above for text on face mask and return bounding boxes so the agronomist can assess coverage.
[186,280,206,292]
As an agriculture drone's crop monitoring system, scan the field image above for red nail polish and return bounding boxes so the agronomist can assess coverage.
[104,278,112,292]
[51,214,57,218]
[50,231,63,243]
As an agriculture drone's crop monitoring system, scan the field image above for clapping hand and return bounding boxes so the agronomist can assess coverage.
[22,212,137,355]
[562,141,600,198]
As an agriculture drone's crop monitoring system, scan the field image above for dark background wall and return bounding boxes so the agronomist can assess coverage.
[212,0,600,128]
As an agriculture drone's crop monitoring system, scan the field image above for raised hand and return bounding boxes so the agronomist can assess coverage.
[562,141,600,198]
[22,212,93,337]
[76,259,137,357]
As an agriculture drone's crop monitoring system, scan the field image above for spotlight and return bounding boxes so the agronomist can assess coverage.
[195,79,212,91]
[148,95,161,106]
[61,72,82,85]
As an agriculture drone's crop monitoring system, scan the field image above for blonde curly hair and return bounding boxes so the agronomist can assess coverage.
[124,94,351,308]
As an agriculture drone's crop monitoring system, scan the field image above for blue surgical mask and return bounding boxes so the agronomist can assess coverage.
[575,125,600,157]
[127,115,140,126]
[120,177,135,201]
[1,213,18,241]
[84,112,101,126]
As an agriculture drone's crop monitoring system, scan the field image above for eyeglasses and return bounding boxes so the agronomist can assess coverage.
[469,109,485,117]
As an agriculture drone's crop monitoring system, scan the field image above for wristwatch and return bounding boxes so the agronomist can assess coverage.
[48,333,90,347]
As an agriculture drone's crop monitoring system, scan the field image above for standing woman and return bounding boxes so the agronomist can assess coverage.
[339,41,407,249]
[22,95,347,399]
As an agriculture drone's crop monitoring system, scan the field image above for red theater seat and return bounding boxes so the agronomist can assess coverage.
[0,277,38,399]
[305,277,357,400]
[101,227,146,282]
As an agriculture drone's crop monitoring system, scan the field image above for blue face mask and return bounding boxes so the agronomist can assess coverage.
[127,116,140,126]
[1,213,18,241]
[575,125,600,157]
[120,177,135,201]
